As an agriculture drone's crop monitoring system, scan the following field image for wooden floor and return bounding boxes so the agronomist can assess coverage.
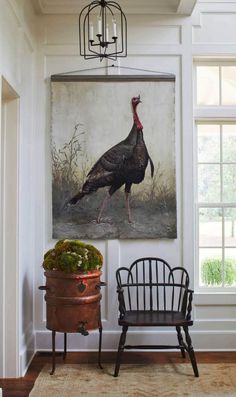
[1,351,236,397]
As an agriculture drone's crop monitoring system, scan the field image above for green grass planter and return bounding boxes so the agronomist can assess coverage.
[201,257,236,286]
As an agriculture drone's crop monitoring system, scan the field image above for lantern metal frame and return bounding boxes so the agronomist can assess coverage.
[79,0,127,61]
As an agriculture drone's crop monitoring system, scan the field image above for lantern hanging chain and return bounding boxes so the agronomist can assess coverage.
[51,64,175,78]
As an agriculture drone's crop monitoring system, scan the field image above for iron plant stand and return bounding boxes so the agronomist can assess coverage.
[49,325,104,375]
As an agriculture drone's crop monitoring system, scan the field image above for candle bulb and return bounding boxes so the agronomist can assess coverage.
[97,16,102,35]
[89,23,94,41]
[112,18,117,37]
[106,24,109,42]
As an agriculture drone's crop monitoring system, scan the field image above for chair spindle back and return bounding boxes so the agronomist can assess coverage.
[116,258,190,314]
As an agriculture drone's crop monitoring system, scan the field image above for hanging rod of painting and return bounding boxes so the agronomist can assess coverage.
[51,65,175,82]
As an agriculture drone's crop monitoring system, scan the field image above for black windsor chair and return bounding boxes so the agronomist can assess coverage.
[114,257,199,377]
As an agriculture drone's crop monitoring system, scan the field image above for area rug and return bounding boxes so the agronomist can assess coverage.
[29,363,236,397]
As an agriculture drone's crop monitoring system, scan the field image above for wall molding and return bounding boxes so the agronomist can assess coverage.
[33,0,197,16]
[7,0,37,50]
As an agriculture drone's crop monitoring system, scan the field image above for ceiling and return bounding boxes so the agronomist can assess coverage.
[32,0,198,15]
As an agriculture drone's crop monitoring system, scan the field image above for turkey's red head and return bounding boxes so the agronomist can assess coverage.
[131,95,141,109]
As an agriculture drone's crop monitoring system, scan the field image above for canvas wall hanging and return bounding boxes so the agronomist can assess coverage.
[50,74,176,239]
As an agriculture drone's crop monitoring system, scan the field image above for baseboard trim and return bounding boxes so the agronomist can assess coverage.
[20,333,35,376]
[35,329,236,352]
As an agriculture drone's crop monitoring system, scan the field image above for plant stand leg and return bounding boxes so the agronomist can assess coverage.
[98,325,103,369]
[183,326,199,377]
[176,326,186,358]
[63,333,67,361]
[114,326,128,377]
[50,330,56,375]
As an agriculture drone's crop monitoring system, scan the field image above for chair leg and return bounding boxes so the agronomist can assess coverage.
[176,326,185,358]
[98,325,103,369]
[114,326,128,377]
[50,330,56,375]
[63,333,67,361]
[183,326,199,377]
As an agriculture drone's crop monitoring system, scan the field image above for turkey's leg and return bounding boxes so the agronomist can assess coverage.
[97,192,110,223]
[125,192,132,223]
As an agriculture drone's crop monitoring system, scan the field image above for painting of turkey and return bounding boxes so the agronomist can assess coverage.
[51,76,176,240]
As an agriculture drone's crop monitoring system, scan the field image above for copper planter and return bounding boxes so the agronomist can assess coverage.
[41,270,102,334]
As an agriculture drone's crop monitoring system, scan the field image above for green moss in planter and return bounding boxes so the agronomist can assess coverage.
[201,257,236,286]
[43,239,103,273]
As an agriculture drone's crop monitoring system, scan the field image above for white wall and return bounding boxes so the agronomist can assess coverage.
[0,0,37,377]
[34,1,236,354]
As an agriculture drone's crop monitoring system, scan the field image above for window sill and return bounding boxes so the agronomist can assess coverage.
[194,291,236,305]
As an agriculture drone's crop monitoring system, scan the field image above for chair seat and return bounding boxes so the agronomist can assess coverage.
[119,310,193,327]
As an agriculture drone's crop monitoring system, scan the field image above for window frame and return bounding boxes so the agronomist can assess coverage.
[194,59,236,109]
[194,60,236,292]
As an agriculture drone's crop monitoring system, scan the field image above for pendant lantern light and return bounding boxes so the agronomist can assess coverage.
[79,0,127,61]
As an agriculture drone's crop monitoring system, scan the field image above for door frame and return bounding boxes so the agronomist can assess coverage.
[0,77,20,377]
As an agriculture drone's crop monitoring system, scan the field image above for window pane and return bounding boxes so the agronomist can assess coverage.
[199,208,222,247]
[224,249,236,286]
[197,66,220,105]
[199,248,222,287]
[225,208,236,247]
[223,164,236,202]
[222,67,236,105]
[198,124,220,162]
[222,124,236,162]
[198,164,221,202]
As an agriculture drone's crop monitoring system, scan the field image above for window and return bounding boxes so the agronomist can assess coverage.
[196,64,236,106]
[195,61,236,289]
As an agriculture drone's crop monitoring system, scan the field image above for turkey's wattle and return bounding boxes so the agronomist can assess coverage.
[67,95,154,223]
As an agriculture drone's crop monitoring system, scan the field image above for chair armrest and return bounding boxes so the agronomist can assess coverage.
[117,287,126,318]
[186,289,194,321]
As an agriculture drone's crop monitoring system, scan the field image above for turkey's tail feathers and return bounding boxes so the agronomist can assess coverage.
[68,192,85,205]
[149,156,154,178]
